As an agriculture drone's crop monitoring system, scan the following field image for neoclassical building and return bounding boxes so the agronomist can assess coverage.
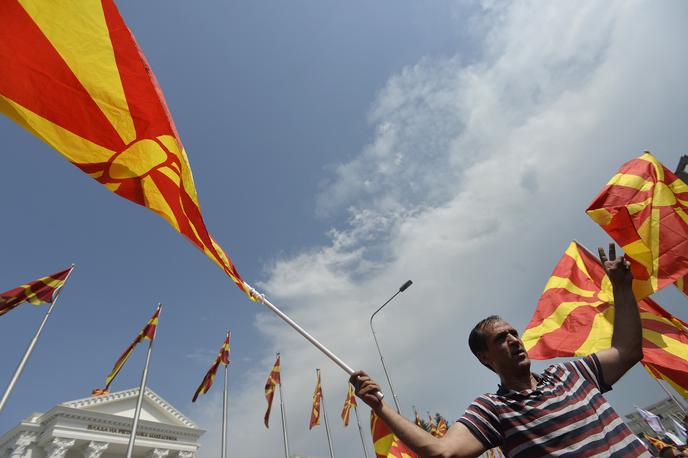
[0,387,204,457]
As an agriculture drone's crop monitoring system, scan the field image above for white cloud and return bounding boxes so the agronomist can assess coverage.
[192,1,688,456]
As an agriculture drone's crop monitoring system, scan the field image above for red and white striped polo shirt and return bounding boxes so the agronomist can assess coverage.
[458,354,650,457]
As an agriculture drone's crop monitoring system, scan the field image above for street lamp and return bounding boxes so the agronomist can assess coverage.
[369,280,413,414]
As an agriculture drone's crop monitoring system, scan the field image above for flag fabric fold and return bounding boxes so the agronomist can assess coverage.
[264,354,281,428]
[636,406,665,435]
[309,371,323,430]
[341,383,357,427]
[370,411,418,458]
[0,0,251,298]
[0,267,73,317]
[522,241,688,398]
[192,331,230,402]
[586,152,688,298]
[92,305,160,395]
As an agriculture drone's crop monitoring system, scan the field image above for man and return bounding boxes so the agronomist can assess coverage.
[351,244,650,457]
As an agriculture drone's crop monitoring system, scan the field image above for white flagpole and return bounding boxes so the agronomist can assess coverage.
[246,283,384,400]
[126,304,161,458]
[0,265,75,414]
[221,330,230,458]
[277,353,290,458]
[318,369,335,458]
[353,403,370,458]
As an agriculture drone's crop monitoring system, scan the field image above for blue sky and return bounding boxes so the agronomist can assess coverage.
[1,1,688,457]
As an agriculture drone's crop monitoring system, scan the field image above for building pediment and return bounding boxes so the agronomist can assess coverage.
[62,387,197,428]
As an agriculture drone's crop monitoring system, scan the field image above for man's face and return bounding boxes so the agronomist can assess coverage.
[478,320,530,375]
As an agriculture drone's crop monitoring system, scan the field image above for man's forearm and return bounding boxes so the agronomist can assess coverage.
[611,284,643,362]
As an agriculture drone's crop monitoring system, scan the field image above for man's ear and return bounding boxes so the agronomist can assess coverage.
[477,352,493,371]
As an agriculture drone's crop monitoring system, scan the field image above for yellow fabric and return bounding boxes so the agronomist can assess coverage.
[19,0,136,144]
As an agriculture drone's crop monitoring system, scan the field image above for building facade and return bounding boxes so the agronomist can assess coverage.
[0,387,204,458]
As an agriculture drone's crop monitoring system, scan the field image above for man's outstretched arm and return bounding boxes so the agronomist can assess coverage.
[350,371,486,458]
[595,243,643,386]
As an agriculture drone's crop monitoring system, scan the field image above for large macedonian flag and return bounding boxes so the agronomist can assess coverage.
[0,267,73,317]
[586,152,688,299]
[0,1,250,297]
[522,241,688,397]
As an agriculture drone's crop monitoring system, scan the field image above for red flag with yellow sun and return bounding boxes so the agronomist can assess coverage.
[0,0,250,298]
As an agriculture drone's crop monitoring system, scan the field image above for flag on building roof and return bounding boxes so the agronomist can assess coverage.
[92,305,160,395]
[0,1,251,298]
[672,418,687,444]
[264,354,281,428]
[192,331,230,402]
[341,383,357,427]
[309,370,323,430]
[637,406,666,435]
[586,152,688,299]
[370,411,418,458]
[522,241,688,398]
[0,266,73,317]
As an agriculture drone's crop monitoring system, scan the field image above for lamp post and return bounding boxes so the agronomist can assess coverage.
[369,280,413,415]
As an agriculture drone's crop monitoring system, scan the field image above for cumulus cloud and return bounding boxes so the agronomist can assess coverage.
[191,1,688,456]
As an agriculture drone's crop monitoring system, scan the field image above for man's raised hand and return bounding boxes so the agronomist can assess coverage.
[350,370,383,411]
[598,243,633,289]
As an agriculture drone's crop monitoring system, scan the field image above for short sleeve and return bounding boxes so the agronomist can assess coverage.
[457,395,502,449]
[570,354,613,393]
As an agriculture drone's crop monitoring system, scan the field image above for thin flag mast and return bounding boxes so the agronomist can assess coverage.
[125,304,162,458]
[277,354,290,458]
[221,330,231,458]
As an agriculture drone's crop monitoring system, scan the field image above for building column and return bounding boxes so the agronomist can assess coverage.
[83,441,109,458]
[147,449,170,458]
[9,432,36,458]
[45,438,75,458]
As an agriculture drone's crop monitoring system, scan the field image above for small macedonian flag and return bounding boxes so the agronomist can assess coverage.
[341,383,357,427]
[0,266,73,317]
[413,407,422,427]
[0,1,252,299]
[92,305,160,396]
[427,412,438,436]
[586,152,688,299]
[192,331,230,402]
[309,370,323,430]
[264,354,281,428]
[435,416,448,438]
[522,241,688,398]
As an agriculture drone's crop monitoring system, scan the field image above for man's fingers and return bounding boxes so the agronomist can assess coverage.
[598,246,608,264]
[609,243,616,261]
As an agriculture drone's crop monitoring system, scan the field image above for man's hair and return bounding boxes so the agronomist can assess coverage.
[469,315,504,370]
